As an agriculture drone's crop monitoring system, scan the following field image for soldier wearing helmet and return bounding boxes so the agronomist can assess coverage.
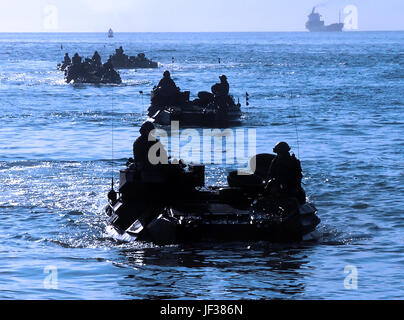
[157,70,179,96]
[71,53,82,65]
[132,122,187,190]
[116,46,124,56]
[211,74,229,97]
[267,142,306,204]
[60,53,71,71]
[63,53,71,65]
[133,121,168,171]
[92,51,102,68]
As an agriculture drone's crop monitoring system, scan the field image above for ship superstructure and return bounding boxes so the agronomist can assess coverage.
[305,7,344,32]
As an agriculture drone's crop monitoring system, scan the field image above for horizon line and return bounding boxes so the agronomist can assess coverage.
[1,30,404,33]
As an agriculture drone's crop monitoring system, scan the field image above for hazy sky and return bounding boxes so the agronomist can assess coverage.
[0,0,403,32]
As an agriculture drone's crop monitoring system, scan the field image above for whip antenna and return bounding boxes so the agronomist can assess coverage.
[139,90,144,116]
[111,86,114,191]
[291,92,300,158]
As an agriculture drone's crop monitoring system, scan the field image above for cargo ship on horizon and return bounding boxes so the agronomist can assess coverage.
[306,7,344,32]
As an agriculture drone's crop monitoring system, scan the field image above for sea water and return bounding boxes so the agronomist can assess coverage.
[0,32,403,299]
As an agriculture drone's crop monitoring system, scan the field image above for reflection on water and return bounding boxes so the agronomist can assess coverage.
[114,243,314,299]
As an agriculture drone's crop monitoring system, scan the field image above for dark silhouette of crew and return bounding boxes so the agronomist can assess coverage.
[210,75,230,110]
[211,75,229,97]
[267,142,306,204]
[133,121,168,171]
[63,53,71,65]
[59,53,71,71]
[81,59,92,74]
[148,71,181,114]
[133,121,155,169]
[157,70,179,98]
[116,46,124,56]
[65,53,83,82]
[99,58,121,83]
[92,51,102,68]
[133,122,188,196]
[102,58,113,71]
[102,58,116,77]
[71,53,82,65]
[137,53,146,61]
[110,47,125,67]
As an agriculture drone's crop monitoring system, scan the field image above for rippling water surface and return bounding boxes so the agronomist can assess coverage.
[0,32,403,299]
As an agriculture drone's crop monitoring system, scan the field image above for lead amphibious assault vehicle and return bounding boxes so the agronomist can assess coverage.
[105,154,321,244]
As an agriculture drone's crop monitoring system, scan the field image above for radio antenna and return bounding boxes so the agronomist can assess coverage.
[291,92,300,158]
[139,90,144,116]
[111,86,115,191]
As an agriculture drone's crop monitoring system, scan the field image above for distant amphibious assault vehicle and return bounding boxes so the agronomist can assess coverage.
[57,47,159,85]
[110,47,158,69]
